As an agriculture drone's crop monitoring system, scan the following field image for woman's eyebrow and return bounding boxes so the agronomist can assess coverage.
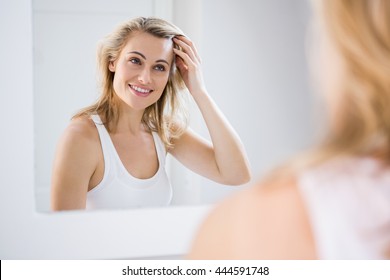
[128,51,170,65]
[128,51,146,60]
[156,59,170,66]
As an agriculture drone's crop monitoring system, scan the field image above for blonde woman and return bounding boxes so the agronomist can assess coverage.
[51,17,251,211]
[189,0,390,259]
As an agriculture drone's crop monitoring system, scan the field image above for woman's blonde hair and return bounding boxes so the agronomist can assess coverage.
[74,17,188,148]
[316,0,390,162]
[265,0,390,181]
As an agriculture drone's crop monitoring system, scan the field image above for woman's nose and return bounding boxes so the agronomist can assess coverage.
[138,68,152,85]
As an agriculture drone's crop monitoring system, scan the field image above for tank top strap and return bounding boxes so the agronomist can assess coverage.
[151,131,166,167]
[90,114,113,174]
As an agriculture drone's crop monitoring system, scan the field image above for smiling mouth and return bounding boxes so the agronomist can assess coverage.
[129,84,153,96]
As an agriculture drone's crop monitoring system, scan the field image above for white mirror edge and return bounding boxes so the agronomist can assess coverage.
[0,0,212,259]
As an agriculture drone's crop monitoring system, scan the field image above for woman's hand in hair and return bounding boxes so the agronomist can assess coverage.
[173,36,206,96]
[170,38,251,187]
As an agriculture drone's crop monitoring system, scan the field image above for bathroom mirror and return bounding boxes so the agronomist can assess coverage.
[33,0,313,212]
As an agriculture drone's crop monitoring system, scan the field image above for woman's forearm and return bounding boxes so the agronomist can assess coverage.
[192,90,251,185]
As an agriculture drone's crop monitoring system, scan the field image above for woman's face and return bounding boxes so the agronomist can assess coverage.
[109,31,174,111]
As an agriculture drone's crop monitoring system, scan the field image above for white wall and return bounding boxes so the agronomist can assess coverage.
[202,0,313,175]
[0,0,35,227]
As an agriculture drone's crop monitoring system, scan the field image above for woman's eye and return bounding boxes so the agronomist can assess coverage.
[154,65,166,72]
[129,58,141,64]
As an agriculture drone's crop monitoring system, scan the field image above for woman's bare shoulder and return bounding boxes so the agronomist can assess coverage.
[51,115,101,211]
[62,116,100,144]
[55,115,101,159]
[67,116,98,136]
[188,177,316,259]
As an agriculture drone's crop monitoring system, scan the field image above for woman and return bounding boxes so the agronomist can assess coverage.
[189,0,390,259]
[51,17,251,211]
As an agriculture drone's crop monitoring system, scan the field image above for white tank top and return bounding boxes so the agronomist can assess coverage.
[298,157,390,259]
[86,115,172,210]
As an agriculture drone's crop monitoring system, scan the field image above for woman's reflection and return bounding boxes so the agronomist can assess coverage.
[50,17,251,211]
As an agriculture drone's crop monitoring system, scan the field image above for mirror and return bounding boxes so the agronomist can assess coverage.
[33,0,313,212]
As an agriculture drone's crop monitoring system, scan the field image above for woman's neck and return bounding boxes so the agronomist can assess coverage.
[115,106,146,135]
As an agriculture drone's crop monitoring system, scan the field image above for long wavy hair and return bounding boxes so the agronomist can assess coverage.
[313,0,390,163]
[73,17,188,148]
[264,0,390,180]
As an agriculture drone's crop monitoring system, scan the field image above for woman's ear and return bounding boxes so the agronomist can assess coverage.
[108,60,116,72]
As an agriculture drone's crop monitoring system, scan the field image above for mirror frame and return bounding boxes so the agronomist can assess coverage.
[0,0,211,259]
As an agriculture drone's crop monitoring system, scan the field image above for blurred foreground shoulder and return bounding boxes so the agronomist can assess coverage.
[187,177,316,259]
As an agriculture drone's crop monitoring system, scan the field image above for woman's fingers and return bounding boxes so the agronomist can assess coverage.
[174,51,188,72]
[173,37,200,64]
[176,36,202,63]
[173,47,193,70]
[173,38,196,63]
[173,36,206,94]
